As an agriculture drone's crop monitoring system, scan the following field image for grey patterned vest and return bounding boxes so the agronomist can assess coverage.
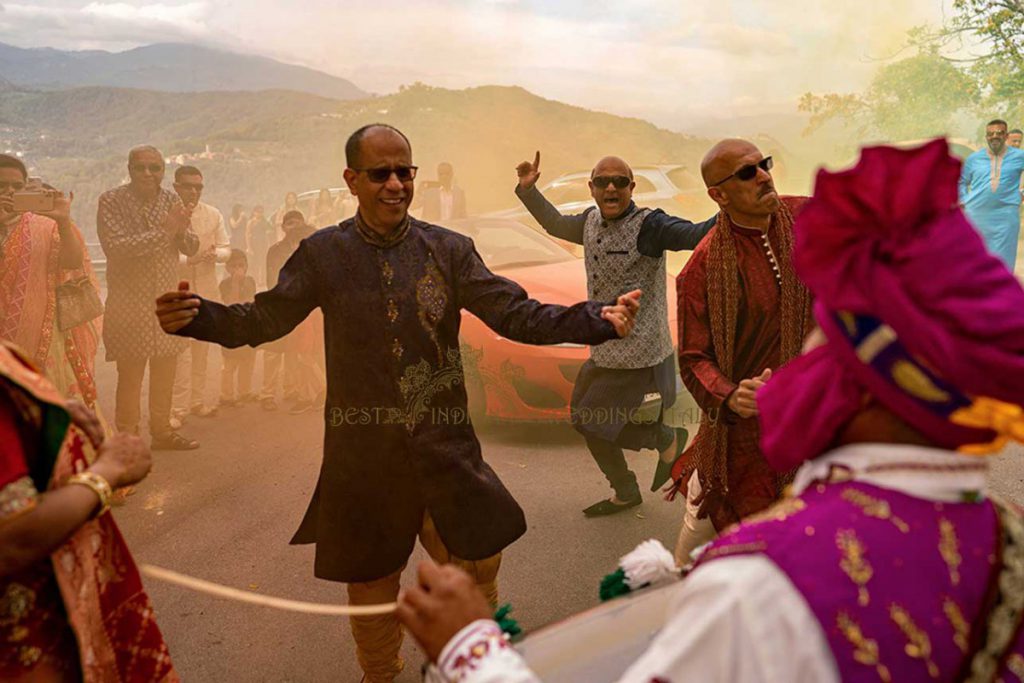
[583,205,673,369]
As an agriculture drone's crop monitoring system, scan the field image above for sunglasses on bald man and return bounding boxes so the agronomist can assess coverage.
[591,175,632,190]
[710,156,773,187]
[353,166,418,183]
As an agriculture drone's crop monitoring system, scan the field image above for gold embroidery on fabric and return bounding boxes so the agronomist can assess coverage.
[841,488,910,533]
[837,611,892,683]
[391,339,404,360]
[890,604,940,678]
[891,359,951,403]
[837,529,873,607]
[740,497,807,526]
[0,476,38,522]
[386,299,399,324]
[699,541,768,561]
[17,646,41,667]
[943,597,970,654]
[939,518,962,586]
[1007,653,1024,680]
[856,324,897,364]
[838,311,858,337]
[416,257,448,365]
[398,348,466,432]
[380,259,394,287]
[965,496,1024,683]
[0,582,36,627]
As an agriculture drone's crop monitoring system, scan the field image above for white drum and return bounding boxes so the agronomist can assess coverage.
[515,580,682,683]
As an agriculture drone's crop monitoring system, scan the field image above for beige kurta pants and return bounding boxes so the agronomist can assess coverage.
[346,513,501,683]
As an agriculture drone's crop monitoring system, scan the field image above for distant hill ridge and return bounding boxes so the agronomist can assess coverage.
[0,42,368,100]
[0,81,762,239]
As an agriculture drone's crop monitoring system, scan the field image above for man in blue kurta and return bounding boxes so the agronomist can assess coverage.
[154,124,640,682]
[958,118,1024,269]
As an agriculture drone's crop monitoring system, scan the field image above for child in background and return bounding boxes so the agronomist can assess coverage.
[218,249,258,406]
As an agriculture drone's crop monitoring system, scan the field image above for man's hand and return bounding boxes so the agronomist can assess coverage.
[396,560,492,663]
[164,204,191,237]
[89,433,152,489]
[726,368,772,418]
[155,280,201,333]
[516,151,542,190]
[35,190,73,227]
[64,399,104,450]
[601,289,641,338]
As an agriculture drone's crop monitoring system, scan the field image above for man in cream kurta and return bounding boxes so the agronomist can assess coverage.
[171,165,230,419]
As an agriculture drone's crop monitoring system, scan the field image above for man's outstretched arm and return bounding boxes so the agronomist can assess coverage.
[157,240,319,348]
[455,241,633,345]
[637,210,718,256]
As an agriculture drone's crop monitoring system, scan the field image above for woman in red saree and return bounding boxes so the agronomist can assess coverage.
[0,340,177,682]
[0,155,102,408]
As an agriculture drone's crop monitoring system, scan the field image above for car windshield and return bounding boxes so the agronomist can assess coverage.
[446,218,575,270]
[542,178,593,205]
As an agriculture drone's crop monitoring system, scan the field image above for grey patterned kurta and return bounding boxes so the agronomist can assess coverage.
[98,185,198,361]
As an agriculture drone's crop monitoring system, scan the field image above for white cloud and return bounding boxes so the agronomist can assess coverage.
[0,0,955,131]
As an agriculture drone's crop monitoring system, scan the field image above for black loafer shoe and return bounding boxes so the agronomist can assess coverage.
[583,495,642,517]
[651,427,689,492]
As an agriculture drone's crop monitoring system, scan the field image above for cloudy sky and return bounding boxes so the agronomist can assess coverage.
[0,0,955,131]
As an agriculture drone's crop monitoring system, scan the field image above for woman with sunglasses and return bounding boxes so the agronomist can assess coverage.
[514,151,718,517]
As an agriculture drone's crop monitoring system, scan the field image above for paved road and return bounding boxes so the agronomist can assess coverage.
[94,353,1024,682]
[96,355,687,682]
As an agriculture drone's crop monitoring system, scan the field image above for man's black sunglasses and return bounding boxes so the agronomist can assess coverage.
[591,175,632,190]
[130,163,164,173]
[710,156,773,187]
[353,166,418,183]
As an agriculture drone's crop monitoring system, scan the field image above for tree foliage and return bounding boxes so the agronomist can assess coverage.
[799,52,978,141]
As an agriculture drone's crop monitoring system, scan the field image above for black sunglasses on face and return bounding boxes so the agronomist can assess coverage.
[130,163,164,174]
[591,175,632,190]
[710,156,773,187]
[354,166,418,183]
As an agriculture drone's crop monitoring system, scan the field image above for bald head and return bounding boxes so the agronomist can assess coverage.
[700,139,760,188]
[701,138,778,227]
[591,156,633,180]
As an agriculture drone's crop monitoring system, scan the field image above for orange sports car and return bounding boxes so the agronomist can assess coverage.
[446,216,682,423]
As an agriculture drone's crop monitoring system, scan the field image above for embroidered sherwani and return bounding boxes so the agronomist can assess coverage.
[675,198,807,529]
[959,146,1024,269]
[425,444,1023,683]
[175,215,618,582]
[97,185,198,360]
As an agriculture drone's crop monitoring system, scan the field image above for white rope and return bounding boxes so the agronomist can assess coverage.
[140,564,397,616]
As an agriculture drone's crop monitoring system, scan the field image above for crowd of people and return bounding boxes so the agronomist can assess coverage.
[2,118,1024,683]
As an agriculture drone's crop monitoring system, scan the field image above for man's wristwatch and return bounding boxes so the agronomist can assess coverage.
[67,471,114,519]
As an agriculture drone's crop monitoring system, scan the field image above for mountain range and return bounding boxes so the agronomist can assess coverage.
[0,42,367,100]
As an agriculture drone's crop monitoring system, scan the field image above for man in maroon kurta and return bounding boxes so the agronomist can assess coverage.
[671,139,812,561]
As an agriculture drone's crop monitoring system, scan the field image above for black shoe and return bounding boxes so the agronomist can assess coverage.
[583,495,641,517]
[152,432,200,451]
[651,427,689,492]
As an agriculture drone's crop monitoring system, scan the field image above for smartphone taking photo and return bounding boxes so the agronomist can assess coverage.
[12,191,55,213]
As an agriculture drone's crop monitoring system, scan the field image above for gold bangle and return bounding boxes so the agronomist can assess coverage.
[66,472,113,520]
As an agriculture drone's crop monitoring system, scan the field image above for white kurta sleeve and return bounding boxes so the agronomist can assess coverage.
[429,557,836,683]
[426,620,540,683]
[618,556,838,683]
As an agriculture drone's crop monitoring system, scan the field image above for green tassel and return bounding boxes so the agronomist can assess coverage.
[599,567,632,602]
[494,603,522,638]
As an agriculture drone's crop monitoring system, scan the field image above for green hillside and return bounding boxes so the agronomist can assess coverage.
[1,82,737,238]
